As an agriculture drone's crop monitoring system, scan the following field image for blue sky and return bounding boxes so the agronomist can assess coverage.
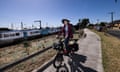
[0,0,120,29]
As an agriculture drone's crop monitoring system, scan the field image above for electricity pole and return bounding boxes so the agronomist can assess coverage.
[109,12,115,28]
[11,23,14,30]
[21,22,24,30]
[97,19,99,24]
[46,22,48,27]
[115,0,117,3]
[78,19,81,30]
[34,20,42,29]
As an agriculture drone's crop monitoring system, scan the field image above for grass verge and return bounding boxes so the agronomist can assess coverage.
[92,29,120,72]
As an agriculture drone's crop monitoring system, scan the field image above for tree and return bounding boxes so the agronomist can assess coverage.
[74,18,90,30]
[81,18,90,28]
[88,24,94,27]
[99,22,106,26]
[88,24,94,29]
[74,19,81,30]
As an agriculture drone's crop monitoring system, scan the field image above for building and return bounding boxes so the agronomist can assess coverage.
[110,20,120,29]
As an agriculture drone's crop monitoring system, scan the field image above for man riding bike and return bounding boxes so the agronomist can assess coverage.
[58,19,73,54]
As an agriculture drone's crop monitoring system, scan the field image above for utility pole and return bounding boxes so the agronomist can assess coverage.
[78,19,81,30]
[11,23,14,30]
[21,22,24,30]
[46,22,48,27]
[34,20,42,29]
[32,24,34,29]
[109,12,115,28]
[115,0,117,3]
[97,19,99,24]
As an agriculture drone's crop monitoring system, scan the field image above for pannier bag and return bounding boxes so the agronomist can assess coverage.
[69,41,79,51]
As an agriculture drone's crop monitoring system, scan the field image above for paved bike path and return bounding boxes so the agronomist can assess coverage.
[33,29,104,72]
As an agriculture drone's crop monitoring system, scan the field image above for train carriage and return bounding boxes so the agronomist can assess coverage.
[40,28,50,36]
[0,27,61,46]
[22,29,41,39]
[0,30,24,46]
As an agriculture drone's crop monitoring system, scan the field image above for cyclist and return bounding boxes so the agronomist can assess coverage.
[58,19,73,54]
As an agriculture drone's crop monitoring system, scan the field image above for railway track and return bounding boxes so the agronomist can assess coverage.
[0,33,57,48]
[0,34,58,68]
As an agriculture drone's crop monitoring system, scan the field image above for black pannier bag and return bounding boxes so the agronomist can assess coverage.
[69,41,79,52]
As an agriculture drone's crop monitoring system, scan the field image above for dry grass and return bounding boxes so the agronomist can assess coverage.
[92,29,120,72]
[0,35,58,67]
[6,49,57,72]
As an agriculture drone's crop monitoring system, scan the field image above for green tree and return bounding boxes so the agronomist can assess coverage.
[74,18,90,30]
[81,18,90,28]
[99,22,106,26]
[74,19,81,30]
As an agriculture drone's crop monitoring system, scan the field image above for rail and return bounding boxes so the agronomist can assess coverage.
[0,46,52,72]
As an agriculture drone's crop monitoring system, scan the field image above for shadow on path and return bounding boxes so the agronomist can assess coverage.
[37,53,97,72]
[68,53,97,72]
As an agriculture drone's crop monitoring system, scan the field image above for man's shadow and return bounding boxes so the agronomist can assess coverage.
[68,53,97,72]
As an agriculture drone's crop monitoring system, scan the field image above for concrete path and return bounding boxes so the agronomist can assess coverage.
[33,29,104,72]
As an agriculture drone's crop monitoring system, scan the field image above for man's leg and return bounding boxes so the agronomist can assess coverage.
[64,37,69,52]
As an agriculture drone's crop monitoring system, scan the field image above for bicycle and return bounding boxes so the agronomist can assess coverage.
[53,37,79,72]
